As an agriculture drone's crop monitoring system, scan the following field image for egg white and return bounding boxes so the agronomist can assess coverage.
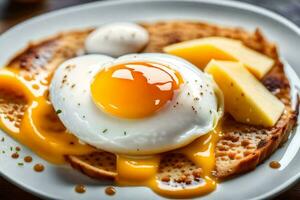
[85,22,149,57]
[49,53,222,155]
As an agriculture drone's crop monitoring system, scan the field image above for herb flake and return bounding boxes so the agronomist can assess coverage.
[102,129,108,133]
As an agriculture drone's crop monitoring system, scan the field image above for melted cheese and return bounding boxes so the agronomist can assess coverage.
[152,130,219,198]
[117,155,160,185]
[115,128,220,198]
[0,69,94,164]
[0,66,220,197]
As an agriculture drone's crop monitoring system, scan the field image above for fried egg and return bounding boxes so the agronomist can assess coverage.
[49,53,223,155]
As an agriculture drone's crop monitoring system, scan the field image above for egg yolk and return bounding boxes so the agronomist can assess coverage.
[91,62,183,119]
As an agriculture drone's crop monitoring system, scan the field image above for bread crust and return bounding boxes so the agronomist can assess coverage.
[217,108,297,178]
[66,154,117,180]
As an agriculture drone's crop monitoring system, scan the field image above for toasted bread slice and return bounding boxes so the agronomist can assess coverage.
[0,88,27,130]
[2,21,297,181]
[7,30,91,75]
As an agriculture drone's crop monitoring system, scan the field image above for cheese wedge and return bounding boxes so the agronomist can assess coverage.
[205,60,284,127]
[164,37,274,79]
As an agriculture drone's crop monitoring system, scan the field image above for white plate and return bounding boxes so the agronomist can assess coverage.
[0,0,300,199]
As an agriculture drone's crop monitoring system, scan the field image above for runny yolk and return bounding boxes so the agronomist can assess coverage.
[90,62,183,119]
[0,69,94,164]
[116,126,222,199]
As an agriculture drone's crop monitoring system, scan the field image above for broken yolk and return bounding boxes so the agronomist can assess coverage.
[90,62,183,118]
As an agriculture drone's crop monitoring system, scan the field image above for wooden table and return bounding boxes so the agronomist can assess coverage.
[0,0,299,199]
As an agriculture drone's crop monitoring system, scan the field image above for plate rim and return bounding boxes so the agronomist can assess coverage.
[0,0,300,199]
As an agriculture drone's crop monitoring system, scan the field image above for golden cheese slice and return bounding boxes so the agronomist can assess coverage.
[205,60,284,127]
[163,37,274,78]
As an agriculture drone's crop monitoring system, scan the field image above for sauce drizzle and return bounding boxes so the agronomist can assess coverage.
[34,163,45,172]
[75,184,86,193]
[11,152,19,159]
[105,186,116,196]
[269,161,281,169]
[24,156,33,163]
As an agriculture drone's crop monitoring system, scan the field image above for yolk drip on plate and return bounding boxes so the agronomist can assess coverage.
[116,128,221,198]
[0,69,94,164]
[0,63,220,198]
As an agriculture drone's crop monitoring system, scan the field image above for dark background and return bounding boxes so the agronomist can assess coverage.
[0,0,300,199]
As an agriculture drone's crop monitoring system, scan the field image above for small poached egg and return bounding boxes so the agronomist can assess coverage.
[85,23,149,57]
